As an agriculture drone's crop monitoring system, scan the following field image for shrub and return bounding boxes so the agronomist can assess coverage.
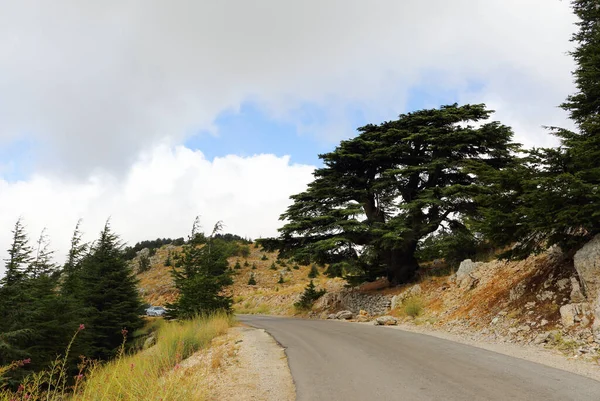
[251,263,257,270]
[247,273,257,286]
[239,246,251,258]
[294,280,326,310]
[278,274,284,284]
[164,251,172,267]
[293,264,299,270]
[261,254,268,261]
[308,264,319,278]
[244,260,249,267]
[270,262,277,271]
[234,260,242,269]
[403,297,423,318]
[138,253,151,273]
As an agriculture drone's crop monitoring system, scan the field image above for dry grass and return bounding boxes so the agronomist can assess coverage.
[0,314,234,401]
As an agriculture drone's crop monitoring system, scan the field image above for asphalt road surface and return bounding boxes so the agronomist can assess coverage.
[238,315,600,401]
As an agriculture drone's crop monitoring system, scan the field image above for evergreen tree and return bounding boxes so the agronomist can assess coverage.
[2,218,33,286]
[278,274,284,284]
[167,219,233,319]
[270,262,277,271]
[244,260,250,267]
[308,264,319,278]
[247,273,257,286]
[251,263,257,270]
[261,254,268,261]
[481,2,600,256]
[294,280,326,310]
[165,251,172,267]
[261,104,517,284]
[27,228,57,278]
[234,260,242,269]
[0,218,34,370]
[77,220,144,360]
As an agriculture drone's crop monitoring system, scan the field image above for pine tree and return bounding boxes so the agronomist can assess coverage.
[167,219,233,319]
[294,280,326,310]
[27,228,57,278]
[247,273,257,285]
[244,260,250,267]
[2,218,33,286]
[261,254,268,261]
[252,263,257,270]
[0,218,34,368]
[77,220,144,360]
[308,264,319,278]
[488,1,600,255]
[234,260,242,269]
[270,262,277,270]
[165,251,173,267]
[278,274,284,284]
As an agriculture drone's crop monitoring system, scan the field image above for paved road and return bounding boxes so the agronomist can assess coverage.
[238,315,600,401]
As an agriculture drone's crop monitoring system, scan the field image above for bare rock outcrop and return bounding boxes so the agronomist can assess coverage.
[573,235,600,341]
[456,259,482,289]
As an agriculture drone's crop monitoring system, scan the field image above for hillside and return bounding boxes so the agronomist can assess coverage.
[135,243,345,312]
[135,237,600,362]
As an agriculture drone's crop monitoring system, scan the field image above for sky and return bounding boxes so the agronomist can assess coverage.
[0,0,579,274]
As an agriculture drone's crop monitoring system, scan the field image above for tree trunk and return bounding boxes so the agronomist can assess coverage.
[385,245,419,286]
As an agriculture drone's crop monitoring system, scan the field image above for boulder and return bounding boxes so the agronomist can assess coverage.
[374,316,398,326]
[533,332,550,345]
[336,310,353,320]
[456,259,481,288]
[327,314,337,320]
[560,303,592,328]
[560,304,577,327]
[574,234,600,341]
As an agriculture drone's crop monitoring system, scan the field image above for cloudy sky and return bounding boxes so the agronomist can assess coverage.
[0,0,578,272]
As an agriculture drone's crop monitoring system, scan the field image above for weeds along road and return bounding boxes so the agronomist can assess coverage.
[238,315,600,401]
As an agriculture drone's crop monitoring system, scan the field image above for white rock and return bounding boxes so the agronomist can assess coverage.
[560,304,577,328]
[574,234,600,342]
[533,332,550,345]
[456,259,482,288]
[374,316,398,326]
[570,277,586,303]
[336,310,353,320]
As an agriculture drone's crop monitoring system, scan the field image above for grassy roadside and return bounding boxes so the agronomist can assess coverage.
[0,313,234,401]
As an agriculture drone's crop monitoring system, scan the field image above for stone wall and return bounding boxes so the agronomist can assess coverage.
[317,290,391,315]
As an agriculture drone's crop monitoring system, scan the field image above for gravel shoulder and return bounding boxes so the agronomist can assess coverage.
[206,325,295,401]
[367,321,600,382]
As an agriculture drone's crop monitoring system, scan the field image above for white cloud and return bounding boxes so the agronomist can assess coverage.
[0,0,577,176]
[0,146,315,276]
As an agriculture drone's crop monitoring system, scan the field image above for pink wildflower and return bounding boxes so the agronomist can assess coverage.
[79,324,85,331]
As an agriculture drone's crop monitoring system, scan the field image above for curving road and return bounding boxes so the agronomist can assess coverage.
[239,315,600,401]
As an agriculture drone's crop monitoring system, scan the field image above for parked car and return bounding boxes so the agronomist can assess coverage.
[146,306,166,316]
